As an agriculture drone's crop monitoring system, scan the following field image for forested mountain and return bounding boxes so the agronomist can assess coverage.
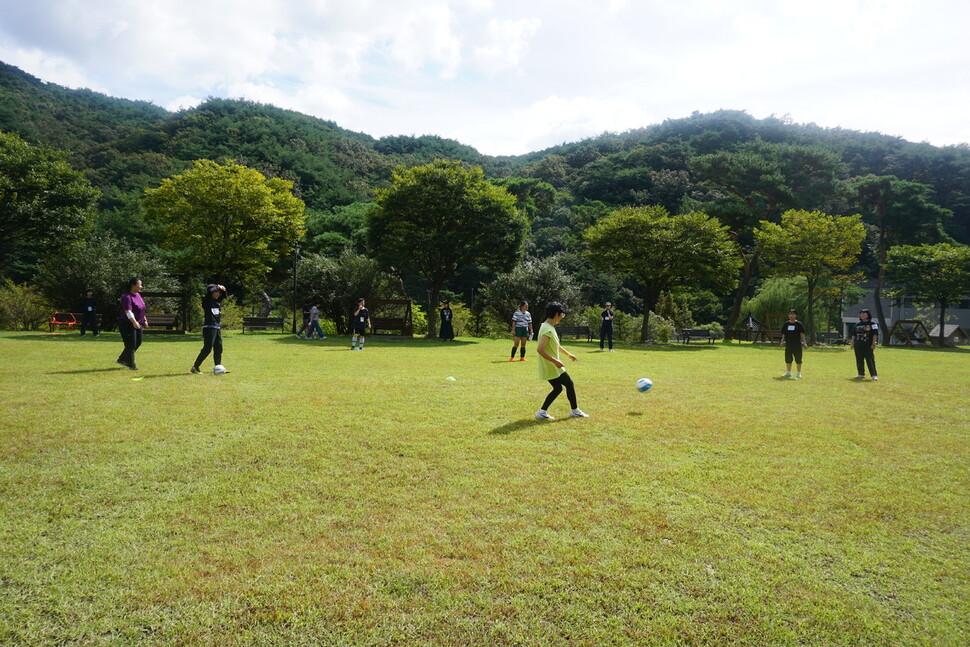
[2,60,968,322]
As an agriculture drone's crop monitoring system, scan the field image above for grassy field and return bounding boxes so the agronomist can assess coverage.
[0,330,967,646]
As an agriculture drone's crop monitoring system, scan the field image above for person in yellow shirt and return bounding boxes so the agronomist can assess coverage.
[534,302,589,420]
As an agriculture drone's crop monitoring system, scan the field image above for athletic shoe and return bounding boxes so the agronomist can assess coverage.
[128,364,138,371]
[569,408,590,418]
[854,375,865,379]
[796,373,802,378]
[190,366,201,374]
[782,371,791,377]
[509,357,515,361]
[116,359,129,368]
[609,349,615,352]
[872,376,879,381]
[519,357,527,361]
[535,410,555,420]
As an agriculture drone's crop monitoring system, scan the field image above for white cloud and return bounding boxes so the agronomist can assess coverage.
[1,0,968,154]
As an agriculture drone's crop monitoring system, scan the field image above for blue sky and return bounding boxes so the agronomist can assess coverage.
[1,0,968,155]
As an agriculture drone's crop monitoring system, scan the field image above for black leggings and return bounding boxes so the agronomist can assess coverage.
[542,372,578,411]
[194,327,223,368]
[600,323,613,350]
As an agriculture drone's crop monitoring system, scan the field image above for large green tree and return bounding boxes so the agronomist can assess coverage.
[847,175,952,344]
[143,159,305,285]
[886,243,970,346]
[584,206,740,341]
[755,210,866,344]
[692,141,843,331]
[0,131,100,281]
[368,159,527,338]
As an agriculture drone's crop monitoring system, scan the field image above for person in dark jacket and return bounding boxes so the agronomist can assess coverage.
[599,302,615,351]
[439,300,455,341]
[80,289,99,336]
[191,284,226,373]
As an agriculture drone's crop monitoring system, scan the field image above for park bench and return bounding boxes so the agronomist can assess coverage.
[815,332,844,345]
[144,313,181,334]
[682,328,715,344]
[370,317,413,336]
[242,316,285,333]
[556,325,592,341]
[49,312,77,332]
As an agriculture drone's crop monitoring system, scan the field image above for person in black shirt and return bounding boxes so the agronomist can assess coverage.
[777,308,807,378]
[80,289,99,336]
[351,298,371,350]
[296,301,311,338]
[439,300,455,341]
[191,284,226,373]
[851,308,879,380]
[599,302,615,351]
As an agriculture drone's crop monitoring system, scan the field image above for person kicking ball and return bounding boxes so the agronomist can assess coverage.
[534,302,588,420]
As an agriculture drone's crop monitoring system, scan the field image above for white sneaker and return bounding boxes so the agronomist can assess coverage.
[796,373,802,378]
[854,375,865,379]
[535,410,555,420]
[782,371,791,377]
[872,376,879,381]
[569,408,590,418]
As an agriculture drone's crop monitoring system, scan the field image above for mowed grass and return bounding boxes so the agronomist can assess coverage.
[0,330,967,646]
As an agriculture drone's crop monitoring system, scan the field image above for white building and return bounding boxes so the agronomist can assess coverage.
[840,282,970,345]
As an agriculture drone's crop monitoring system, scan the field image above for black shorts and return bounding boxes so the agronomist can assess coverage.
[353,325,367,335]
[785,345,803,364]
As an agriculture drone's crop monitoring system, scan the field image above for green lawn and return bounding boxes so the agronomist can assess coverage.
[1,331,967,646]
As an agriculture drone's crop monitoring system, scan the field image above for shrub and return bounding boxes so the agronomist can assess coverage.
[0,280,51,330]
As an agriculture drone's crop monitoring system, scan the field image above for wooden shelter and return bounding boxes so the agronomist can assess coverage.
[929,324,969,347]
[888,319,933,346]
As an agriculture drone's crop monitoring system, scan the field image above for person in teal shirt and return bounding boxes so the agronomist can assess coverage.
[535,302,588,420]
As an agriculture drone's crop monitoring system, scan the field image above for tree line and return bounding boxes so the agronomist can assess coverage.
[1,61,969,342]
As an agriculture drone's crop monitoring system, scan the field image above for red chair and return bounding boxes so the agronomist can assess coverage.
[49,312,77,332]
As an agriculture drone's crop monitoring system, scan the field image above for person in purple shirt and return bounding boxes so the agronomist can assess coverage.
[117,277,148,370]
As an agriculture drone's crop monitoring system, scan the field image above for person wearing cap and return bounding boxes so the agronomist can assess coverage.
[80,288,100,336]
[599,301,615,351]
[191,283,226,373]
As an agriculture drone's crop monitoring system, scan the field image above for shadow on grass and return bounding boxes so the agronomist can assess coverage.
[51,367,124,375]
[5,332,199,343]
[489,418,557,435]
[263,335,479,348]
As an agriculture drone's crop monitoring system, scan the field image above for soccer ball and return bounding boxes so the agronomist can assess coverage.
[636,377,653,392]
[213,365,227,375]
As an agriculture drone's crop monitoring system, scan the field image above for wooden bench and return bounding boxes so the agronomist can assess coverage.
[556,325,592,341]
[682,328,714,344]
[144,313,181,334]
[242,316,285,333]
[370,317,413,336]
[815,332,844,345]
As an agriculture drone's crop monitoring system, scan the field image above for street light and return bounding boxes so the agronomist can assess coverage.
[291,240,301,334]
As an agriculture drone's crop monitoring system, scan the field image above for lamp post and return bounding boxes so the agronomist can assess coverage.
[291,240,301,334]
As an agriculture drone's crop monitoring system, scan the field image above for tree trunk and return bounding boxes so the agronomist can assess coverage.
[873,209,890,346]
[258,291,272,317]
[805,280,817,346]
[726,240,761,331]
[427,279,443,339]
[937,301,947,347]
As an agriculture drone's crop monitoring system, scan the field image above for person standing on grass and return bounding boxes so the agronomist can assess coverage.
[599,301,615,351]
[439,300,455,341]
[117,277,147,370]
[778,308,808,378]
[535,302,588,420]
[351,298,370,350]
[851,308,879,380]
[191,284,226,374]
[510,301,533,361]
[80,289,99,337]
[307,302,326,339]
[296,301,311,338]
